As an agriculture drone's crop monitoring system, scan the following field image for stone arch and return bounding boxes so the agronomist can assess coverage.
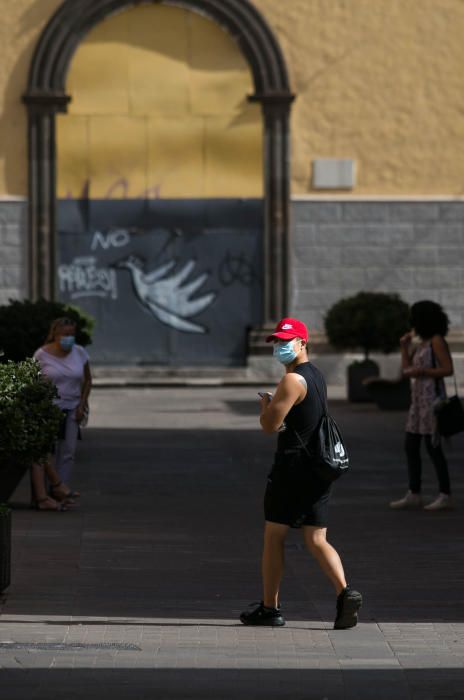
[23,0,294,326]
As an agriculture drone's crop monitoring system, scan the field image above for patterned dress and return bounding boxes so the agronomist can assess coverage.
[405,342,446,435]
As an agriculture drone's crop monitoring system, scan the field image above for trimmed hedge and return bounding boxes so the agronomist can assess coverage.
[0,298,93,362]
[324,292,410,359]
[0,358,63,468]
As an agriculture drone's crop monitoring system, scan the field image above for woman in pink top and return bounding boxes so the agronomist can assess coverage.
[32,317,92,510]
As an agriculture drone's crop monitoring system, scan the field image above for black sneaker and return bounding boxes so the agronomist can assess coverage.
[240,601,285,626]
[334,586,363,630]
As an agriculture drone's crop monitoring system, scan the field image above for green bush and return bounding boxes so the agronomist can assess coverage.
[0,358,63,469]
[324,292,410,359]
[0,298,93,362]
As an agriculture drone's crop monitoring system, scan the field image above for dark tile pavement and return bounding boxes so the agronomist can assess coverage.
[1,387,464,699]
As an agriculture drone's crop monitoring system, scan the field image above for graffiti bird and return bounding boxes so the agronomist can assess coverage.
[115,255,216,333]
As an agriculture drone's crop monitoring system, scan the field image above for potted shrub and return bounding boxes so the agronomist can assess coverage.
[324,292,410,402]
[0,301,93,592]
[0,503,12,593]
[0,298,93,363]
[0,358,63,503]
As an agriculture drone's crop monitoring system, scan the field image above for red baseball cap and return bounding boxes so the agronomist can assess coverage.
[266,318,309,343]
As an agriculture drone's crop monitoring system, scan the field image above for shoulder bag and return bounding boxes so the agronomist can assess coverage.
[432,343,464,437]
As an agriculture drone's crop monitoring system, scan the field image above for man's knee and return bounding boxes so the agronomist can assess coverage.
[264,521,289,545]
[304,526,327,552]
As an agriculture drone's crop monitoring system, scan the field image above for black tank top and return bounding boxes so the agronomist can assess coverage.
[276,361,327,453]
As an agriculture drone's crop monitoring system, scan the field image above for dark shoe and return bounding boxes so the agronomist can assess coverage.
[240,601,285,626]
[334,586,363,630]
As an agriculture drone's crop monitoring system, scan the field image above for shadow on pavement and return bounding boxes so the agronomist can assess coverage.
[2,668,463,700]
[4,417,464,623]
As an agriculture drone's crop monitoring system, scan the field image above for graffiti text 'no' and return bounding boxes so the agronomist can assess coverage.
[91,230,130,251]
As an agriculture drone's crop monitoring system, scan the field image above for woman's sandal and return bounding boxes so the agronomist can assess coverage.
[34,497,68,512]
[50,481,80,503]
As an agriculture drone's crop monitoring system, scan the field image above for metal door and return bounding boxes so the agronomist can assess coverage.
[57,198,263,366]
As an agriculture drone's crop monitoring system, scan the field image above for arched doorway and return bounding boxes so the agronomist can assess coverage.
[23,0,294,364]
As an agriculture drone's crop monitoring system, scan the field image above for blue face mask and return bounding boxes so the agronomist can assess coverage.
[273,339,298,365]
[59,336,75,351]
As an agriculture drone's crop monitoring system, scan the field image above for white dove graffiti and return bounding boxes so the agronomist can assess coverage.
[116,255,216,333]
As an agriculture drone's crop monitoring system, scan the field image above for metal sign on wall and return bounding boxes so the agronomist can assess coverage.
[57,199,263,366]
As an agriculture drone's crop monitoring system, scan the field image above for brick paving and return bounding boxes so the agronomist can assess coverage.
[1,387,464,699]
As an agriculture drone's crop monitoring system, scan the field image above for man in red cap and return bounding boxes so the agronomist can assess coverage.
[240,318,362,630]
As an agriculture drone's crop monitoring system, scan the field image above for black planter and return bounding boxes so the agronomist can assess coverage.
[366,377,411,410]
[0,507,11,593]
[347,359,380,402]
[0,460,30,503]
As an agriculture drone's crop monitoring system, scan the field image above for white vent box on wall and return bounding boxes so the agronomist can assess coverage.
[312,159,356,189]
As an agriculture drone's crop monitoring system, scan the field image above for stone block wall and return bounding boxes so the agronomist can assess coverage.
[0,199,28,305]
[1,195,463,390]
[292,199,464,333]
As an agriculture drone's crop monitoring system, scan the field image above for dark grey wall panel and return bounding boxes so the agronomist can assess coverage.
[57,199,263,366]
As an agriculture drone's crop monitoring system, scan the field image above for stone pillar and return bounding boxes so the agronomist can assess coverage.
[22,93,70,301]
[248,93,295,353]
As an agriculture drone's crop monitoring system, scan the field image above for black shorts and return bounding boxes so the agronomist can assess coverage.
[264,452,332,528]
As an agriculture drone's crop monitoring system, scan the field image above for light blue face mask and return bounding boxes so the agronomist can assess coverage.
[59,335,75,351]
[273,339,298,365]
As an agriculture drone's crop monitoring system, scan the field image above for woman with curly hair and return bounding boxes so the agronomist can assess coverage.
[390,300,454,511]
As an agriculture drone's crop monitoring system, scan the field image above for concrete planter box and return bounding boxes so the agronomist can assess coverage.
[366,377,411,410]
[347,359,379,402]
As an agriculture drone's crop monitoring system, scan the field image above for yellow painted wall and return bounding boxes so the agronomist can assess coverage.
[0,0,62,197]
[1,0,464,197]
[253,0,464,195]
[56,5,263,199]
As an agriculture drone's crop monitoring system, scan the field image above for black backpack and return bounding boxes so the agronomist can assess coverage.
[292,375,350,482]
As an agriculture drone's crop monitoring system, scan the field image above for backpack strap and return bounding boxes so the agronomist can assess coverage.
[291,368,328,455]
[296,367,328,416]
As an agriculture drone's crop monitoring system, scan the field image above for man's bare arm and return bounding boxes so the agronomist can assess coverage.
[260,374,306,434]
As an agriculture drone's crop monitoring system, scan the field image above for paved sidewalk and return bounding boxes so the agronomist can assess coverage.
[1,387,464,699]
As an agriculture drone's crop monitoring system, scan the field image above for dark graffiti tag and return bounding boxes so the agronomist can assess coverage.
[218,251,258,287]
[63,178,163,201]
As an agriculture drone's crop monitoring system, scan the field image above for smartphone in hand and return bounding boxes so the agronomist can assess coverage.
[258,391,272,399]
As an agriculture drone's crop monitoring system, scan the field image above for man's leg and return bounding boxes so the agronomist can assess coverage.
[303,526,362,629]
[302,526,346,594]
[240,520,288,625]
[262,521,289,608]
